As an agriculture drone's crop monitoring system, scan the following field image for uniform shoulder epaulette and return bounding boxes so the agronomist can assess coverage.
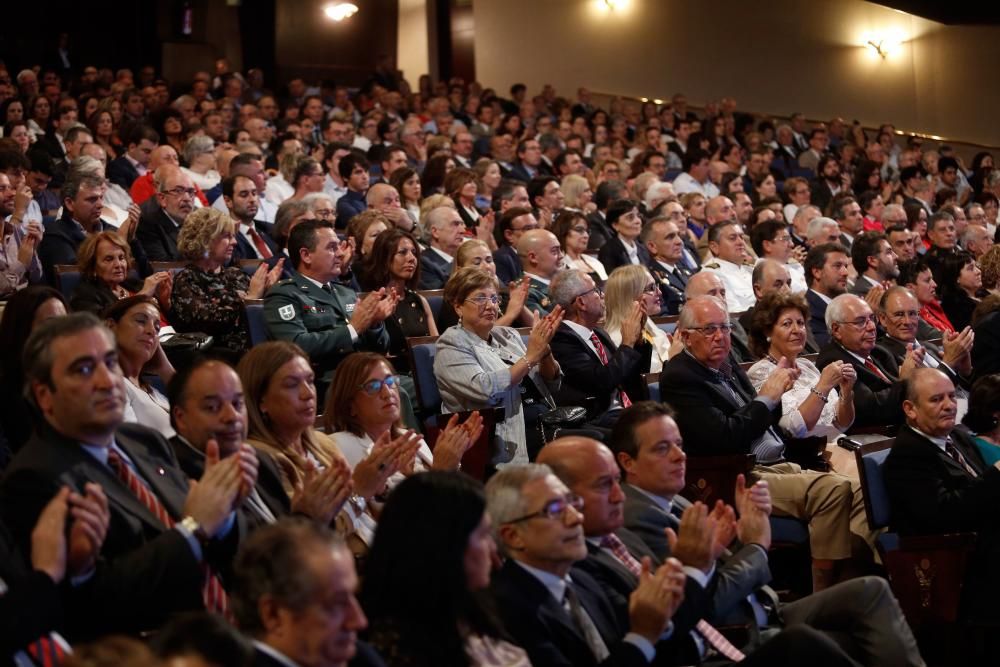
[705,262,720,269]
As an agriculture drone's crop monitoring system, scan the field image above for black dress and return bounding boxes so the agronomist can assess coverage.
[385,289,432,373]
[941,290,978,332]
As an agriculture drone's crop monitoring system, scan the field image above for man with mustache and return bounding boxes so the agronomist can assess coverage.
[134,165,196,262]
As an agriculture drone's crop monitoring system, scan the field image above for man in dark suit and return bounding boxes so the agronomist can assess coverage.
[231,520,386,667]
[418,205,464,289]
[599,199,651,274]
[588,181,627,252]
[849,231,898,299]
[817,294,919,428]
[549,269,651,426]
[809,155,842,216]
[610,402,924,664]
[223,174,281,263]
[485,463,681,667]
[509,138,546,183]
[803,242,850,347]
[107,125,159,191]
[662,296,866,587]
[135,166,195,262]
[683,272,754,364]
[39,172,151,282]
[0,313,254,637]
[830,196,863,253]
[875,286,974,392]
[264,220,393,382]
[493,205,535,286]
[643,215,691,315]
[884,368,1000,622]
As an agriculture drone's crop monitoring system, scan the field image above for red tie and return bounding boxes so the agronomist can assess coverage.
[26,633,69,667]
[602,532,745,661]
[590,332,632,408]
[863,357,890,384]
[107,450,230,619]
[248,227,273,259]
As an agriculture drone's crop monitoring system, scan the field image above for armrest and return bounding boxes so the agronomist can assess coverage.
[881,532,976,627]
[682,454,756,507]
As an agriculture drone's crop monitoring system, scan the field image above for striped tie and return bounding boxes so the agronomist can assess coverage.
[107,449,230,619]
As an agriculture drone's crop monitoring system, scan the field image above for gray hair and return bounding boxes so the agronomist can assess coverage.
[422,205,456,245]
[171,94,196,111]
[644,181,675,209]
[825,293,865,333]
[678,294,726,330]
[302,192,334,211]
[960,224,990,249]
[67,155,104,179]
[182,134,216,165]
[549,269,590,309]
[987,169,1000,189]
[882,203,905,222]
[61,171,106,203]
[792,204,820,228]
[806,216,838,242]
[485,463,554,530]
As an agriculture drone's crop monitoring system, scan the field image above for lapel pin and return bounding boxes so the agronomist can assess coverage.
[157,467,165,476]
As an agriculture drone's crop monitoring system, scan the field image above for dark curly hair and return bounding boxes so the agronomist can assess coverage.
[748,290,810,359]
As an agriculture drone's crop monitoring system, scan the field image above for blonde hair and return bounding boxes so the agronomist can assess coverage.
[76,231,133,281]
[456,239,491,267]
[604,264,653,333]
[176,207,234,261]
[443,266,499,310]
[561,174,591,209]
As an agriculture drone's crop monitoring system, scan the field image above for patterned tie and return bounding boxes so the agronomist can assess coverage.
[564,585,611,662]
[601,533,643,576]
[602,530,746,661]
[22,633,70,667]
[590,332,632,407]
[863,357,891,384]
[106,450,230,619]
[248,227,273,259]
[945,439,978,477]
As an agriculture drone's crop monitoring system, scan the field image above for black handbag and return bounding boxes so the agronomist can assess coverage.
[160,331,214,354]
[537,406,589,443]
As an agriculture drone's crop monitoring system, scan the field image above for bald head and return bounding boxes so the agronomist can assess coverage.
[752,259,792,298]
[366,182,400,210]
[517,229,562,278]
[705,196,736,225]
[685,270,726,300]
[902,368,958,438]
[149,144,180,171]
[537,437,624,537]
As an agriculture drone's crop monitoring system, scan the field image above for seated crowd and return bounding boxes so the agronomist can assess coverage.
[3,58,1000,666]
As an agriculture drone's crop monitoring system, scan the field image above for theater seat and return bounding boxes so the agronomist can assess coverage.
[406,335,441,414]
[244,298,268,346]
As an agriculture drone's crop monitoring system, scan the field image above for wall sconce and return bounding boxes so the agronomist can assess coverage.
[324,2,359,21]
[600,0,628,10]
[862,28,905,60]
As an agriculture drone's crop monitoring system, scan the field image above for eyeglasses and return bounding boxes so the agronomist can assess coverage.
[358,374,402,396]
[465,294,501,307]
[686,324,732,337]
[837,315,877,328]
[164,187,196,198]
[885,309,920,321]
[642,283,659,294]
[575,287,603,299]
[505,494,584,524]
[570,226,589,234]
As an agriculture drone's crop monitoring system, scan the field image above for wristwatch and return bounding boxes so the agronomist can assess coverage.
[179,516,210,544]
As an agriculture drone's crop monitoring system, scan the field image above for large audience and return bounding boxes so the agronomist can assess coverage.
[1,55,999,666]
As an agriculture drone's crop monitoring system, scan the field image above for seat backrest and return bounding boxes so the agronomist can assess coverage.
[683,454,755,507]
[244,298,268,346]
[855,438,896,530]
[150,261,187,275]
[640,372,660,402]
[54,265,82,299]
[406,335,441,412]
[240,258,264,276]
[419,289,444,328]
[651,315,678,336]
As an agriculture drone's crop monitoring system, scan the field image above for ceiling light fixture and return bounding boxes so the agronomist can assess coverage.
[324,2,359,21]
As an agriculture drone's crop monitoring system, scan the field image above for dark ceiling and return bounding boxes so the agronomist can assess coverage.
[868,1,1000,25]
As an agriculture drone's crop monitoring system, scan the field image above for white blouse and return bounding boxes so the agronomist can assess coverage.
[746,357,850,439]
[123,380,175,438]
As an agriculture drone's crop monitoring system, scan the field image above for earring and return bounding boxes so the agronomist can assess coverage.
[766,336,771,342]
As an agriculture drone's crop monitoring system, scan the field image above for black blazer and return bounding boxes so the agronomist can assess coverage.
[0,422,242,638]
[418,247,453,289]
[0,520,64,655]
[646,260,689,316]
[170,435,290,532]
[806,290,831,348]
[875,335,970,391]
[884,425,998,537]
[972,311,1000,383]
[39,213,152,285]
[597,236,651,275]
[107,156,140,190]
[815,342,904,428]
[659,351,780,456]
[69,276,142,315]
[490,559,649,667]
[493,244,522,286]
[550,324,651,419]
[586,211,614,252]
[135,207,182,262]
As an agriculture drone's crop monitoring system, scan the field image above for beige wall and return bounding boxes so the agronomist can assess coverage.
[473,0,1000,147]
[398,0,430,86]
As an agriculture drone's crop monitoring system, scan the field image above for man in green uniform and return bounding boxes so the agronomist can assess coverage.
[518,228,562,316]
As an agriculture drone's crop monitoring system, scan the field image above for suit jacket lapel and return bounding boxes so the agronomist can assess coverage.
[118,432,187,521]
